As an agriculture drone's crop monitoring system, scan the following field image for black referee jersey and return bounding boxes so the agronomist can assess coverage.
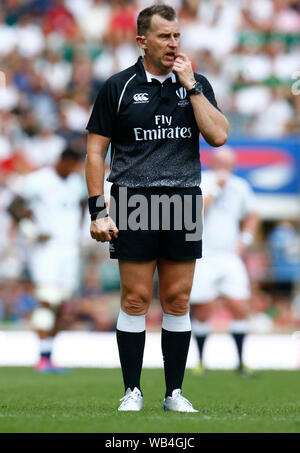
[86,57,221,188]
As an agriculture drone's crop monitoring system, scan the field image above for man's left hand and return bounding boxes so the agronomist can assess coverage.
[172,53,196,91]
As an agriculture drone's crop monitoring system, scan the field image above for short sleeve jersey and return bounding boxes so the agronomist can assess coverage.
[86,57,220,188]
[21,167,86,244]
[201,170,256,253]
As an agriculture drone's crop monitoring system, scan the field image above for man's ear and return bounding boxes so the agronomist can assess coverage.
[136,35,147,51]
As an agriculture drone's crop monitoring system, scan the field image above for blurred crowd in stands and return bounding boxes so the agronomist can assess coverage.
[0,0,300,332]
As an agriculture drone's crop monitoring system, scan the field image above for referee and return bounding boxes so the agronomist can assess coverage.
[85,4,229,412]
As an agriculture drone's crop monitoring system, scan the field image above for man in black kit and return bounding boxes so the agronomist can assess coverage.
[85,4,229,412]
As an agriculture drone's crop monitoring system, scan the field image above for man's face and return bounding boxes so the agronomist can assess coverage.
[139,14,180,73]
[59,158,82,178]
[211,149,236,173]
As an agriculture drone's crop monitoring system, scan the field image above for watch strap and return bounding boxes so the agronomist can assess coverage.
[187,81,203,96]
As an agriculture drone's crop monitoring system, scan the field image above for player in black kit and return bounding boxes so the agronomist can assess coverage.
[85,4,229,412]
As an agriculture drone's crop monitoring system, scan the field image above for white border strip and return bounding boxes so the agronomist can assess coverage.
[117,73,136,114]
[0,331,299,369]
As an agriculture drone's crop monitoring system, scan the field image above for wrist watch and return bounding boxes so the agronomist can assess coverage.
[187,81,203,96]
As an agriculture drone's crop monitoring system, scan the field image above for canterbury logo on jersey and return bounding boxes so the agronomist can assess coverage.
[176,87,187,100]
[133,93,149,103]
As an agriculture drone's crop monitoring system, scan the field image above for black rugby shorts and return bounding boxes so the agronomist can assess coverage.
[108,184,202,261]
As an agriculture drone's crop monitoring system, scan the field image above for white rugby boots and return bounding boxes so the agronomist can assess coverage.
[118,387,143,411]
[162,389,198,413]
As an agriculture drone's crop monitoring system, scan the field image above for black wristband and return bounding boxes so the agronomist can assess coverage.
[91,212,109,221]
[88,195,106,215]
[88,195,108,221]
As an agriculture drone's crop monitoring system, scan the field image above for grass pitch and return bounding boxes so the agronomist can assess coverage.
[0,367,300,433]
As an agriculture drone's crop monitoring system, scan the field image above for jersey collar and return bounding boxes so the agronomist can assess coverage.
[135,57,177,84]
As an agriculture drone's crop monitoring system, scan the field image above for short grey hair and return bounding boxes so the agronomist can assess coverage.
[137,4,177,36]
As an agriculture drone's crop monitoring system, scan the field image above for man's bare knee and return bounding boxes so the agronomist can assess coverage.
[226,299,249,319]
[162,294,190,316]
[232,309,248,320]
[192,303,212,322]
[122,295,150,316]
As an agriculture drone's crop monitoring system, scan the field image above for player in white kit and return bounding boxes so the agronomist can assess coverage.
[190,147,259,375]
[8,149,86,371]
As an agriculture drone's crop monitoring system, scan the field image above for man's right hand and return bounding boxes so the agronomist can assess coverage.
[90,216,119,242]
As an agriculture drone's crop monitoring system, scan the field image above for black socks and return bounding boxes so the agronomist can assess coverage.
[116,329,145,392]
[195,334,206,363]
[117,322,192,397]
[161,328,191,398]
[232,332,245,368]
